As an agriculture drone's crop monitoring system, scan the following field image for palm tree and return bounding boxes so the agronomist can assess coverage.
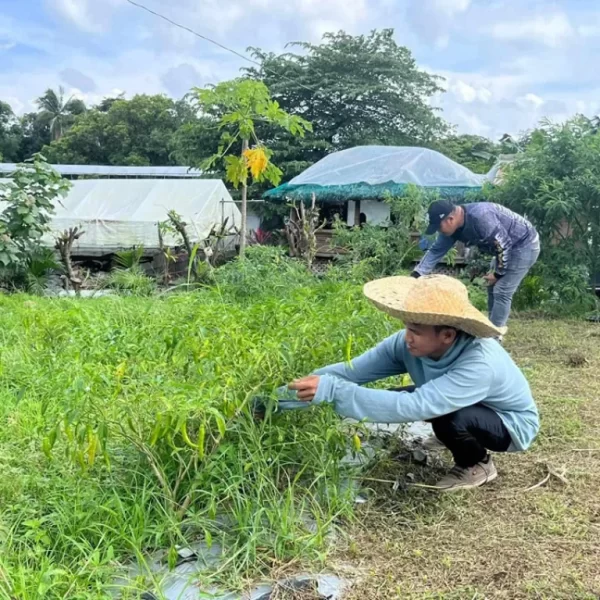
[36,86,86,140]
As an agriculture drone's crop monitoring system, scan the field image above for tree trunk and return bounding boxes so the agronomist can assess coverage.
[55,227,84,296]
[240,138,249,258]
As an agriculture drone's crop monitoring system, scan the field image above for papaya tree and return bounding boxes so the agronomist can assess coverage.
[193,79,311,256]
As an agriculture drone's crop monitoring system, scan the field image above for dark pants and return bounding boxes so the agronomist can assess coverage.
[392,386,512,468]
[430,404,512,467]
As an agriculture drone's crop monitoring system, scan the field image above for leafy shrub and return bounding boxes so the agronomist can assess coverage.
[511,259,597,316]
[115,245,145,269]
[213,245,314,301]
[108,265,156,296]
[0,247,62,295]
[486,117,600,309]
[332,185,432,279]
[538,263,597,314]
[466,280,488,313]
[333,222,421,280]
[512,274,548,312]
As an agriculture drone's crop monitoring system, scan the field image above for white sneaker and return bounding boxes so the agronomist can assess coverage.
[433,457,498,491]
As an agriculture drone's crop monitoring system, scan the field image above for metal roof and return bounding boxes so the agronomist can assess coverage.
[0,163,203,178]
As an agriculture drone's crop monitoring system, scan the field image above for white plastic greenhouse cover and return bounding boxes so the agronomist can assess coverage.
[0,163,203,178]
[288,146,488,188]
[1,178,240,255]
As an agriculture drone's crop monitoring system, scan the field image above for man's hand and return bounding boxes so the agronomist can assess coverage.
[289,375,320,402]
[483,273,498,286]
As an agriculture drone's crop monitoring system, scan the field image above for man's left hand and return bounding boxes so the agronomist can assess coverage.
[289,375,320,402]
[483,273,498,286]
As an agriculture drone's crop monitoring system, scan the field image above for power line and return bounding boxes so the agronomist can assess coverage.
[124,0,320,96]
[124,0,414,136]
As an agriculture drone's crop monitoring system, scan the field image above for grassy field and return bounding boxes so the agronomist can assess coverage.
[0,276,394,599]
[338,319,600,600]
[0,263,598,599]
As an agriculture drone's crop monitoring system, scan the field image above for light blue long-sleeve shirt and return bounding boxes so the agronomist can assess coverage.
[312,331,539,451]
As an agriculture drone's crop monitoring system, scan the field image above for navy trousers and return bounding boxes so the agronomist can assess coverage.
[393,386,512,467]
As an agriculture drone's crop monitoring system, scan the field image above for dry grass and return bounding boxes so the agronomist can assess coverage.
[270,579,321,600]
[333,319,600,600]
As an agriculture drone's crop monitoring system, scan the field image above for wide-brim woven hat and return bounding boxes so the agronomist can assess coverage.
[363,275,506,338]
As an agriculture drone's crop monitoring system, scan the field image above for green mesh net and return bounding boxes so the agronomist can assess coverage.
[263,182,482,204]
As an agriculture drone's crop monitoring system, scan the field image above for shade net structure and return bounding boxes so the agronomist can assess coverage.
[1,178,241,256]
[264,146,491,203]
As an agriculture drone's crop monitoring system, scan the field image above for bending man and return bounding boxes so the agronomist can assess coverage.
[413,200,540,329]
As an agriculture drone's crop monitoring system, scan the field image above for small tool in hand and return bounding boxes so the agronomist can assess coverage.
[251,386,312,420]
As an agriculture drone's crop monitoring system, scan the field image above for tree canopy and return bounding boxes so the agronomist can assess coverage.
[0,102,23,162]
[44,95,196,166]
[36,87,86,141]
[1,30,500,178]
[242,30,448,181]
[487,116,600,305]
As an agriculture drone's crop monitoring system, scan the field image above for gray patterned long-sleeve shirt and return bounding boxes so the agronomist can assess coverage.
[415,202,539,277]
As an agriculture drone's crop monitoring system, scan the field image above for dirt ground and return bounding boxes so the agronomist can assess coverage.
[333,319,600,600]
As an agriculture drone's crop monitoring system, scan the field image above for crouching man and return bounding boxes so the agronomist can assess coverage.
[289,275,539,491]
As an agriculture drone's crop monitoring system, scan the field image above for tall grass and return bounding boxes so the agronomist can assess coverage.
[0,251,395,598]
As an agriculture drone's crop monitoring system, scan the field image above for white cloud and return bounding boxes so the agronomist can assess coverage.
[449,80,492,104]
[578,24,600,38]
[452,109,491,136]
[52,0,95,32]
[490,13,574,47]
[0,41,15,51]
[435,69,522,102]
[6,0,600,143]
[0,15,70,56]
[453,80,477,103]
[430,66,590,138]
[60,68,97,93]
[299,0,369,37]
[129,0,370,44]
[3,96,24,114]
[517,93,544,109]
[48,0,121,33]
[161,63,205,97]
[478,88,492,104]
[1,47,225,116]
[406,0,472,46]
[435,0,471,15]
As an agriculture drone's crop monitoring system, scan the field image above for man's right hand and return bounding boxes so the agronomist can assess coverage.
[289,375,321,402]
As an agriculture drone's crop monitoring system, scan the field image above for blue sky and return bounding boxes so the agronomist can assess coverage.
[2,0,600,139]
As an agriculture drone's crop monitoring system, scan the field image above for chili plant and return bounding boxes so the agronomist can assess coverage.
[0,260,396,597]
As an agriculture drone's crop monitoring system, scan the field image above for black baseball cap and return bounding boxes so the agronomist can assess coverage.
[426,200,457,235]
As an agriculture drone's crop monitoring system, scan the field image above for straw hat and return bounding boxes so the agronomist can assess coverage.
[363,274,506,338]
